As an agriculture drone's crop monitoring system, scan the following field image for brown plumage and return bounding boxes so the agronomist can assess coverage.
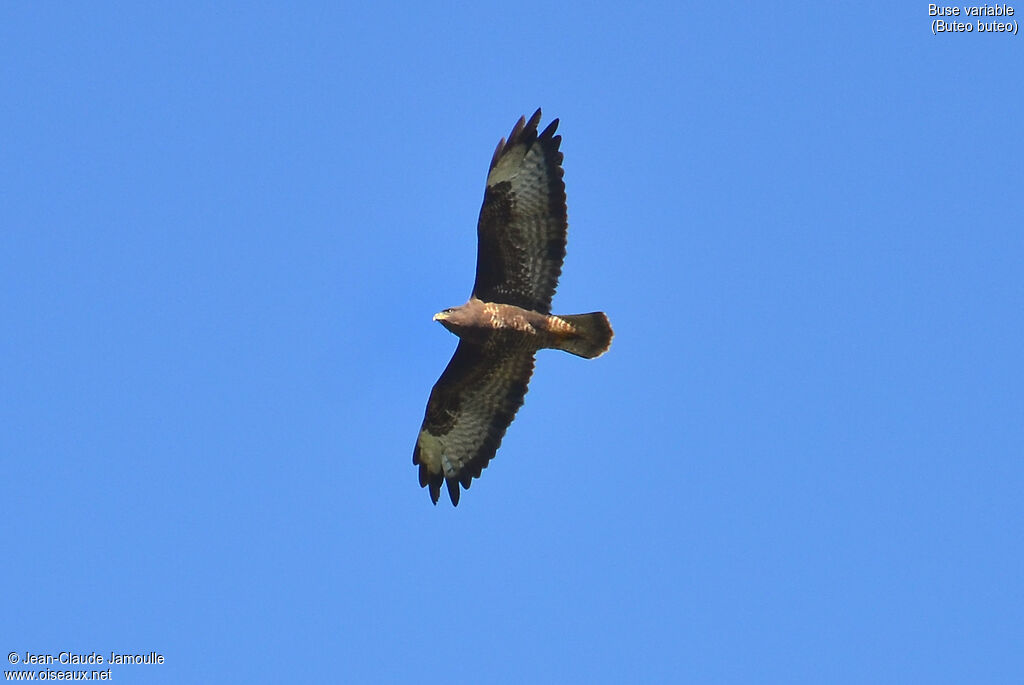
[413,110,613,506]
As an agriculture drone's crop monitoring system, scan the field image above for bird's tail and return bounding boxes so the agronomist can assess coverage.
[553,312,614,359]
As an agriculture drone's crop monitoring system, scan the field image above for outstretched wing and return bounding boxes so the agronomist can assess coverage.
[472,109,567,314]
[413,337,536,505]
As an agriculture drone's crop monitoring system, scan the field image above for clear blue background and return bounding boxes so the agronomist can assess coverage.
[3,2,1021,683]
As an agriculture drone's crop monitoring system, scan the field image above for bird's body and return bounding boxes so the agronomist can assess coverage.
[413,110,612,506]
[435,298,609,357]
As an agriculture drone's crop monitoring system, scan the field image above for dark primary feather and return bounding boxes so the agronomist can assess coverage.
[413,337,536,505]
[472,108,567,314]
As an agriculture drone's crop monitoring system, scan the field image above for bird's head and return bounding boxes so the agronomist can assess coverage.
[433,303,480,338]
[433,307,459,334]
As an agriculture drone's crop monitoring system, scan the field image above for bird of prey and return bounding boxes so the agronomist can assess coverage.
[413,109,613,506]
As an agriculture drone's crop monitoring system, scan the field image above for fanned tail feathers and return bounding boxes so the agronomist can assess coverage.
[556,312,614,359]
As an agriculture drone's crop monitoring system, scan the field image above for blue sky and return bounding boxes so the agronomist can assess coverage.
[2,2,1021,683]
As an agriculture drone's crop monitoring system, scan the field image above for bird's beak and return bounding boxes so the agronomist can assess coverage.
[433,311,448,322]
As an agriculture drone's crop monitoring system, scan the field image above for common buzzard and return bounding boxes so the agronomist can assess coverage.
[413,109,613,506]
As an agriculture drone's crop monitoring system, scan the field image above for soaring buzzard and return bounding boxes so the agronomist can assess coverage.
[413,109,613,506]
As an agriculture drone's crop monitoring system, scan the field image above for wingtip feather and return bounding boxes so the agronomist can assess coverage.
[446,479,461,506]
[539,117,559,139]
[490,110,560,171]
[490,137,506,169]
[508,115,527,143]
[526,108,543,133]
